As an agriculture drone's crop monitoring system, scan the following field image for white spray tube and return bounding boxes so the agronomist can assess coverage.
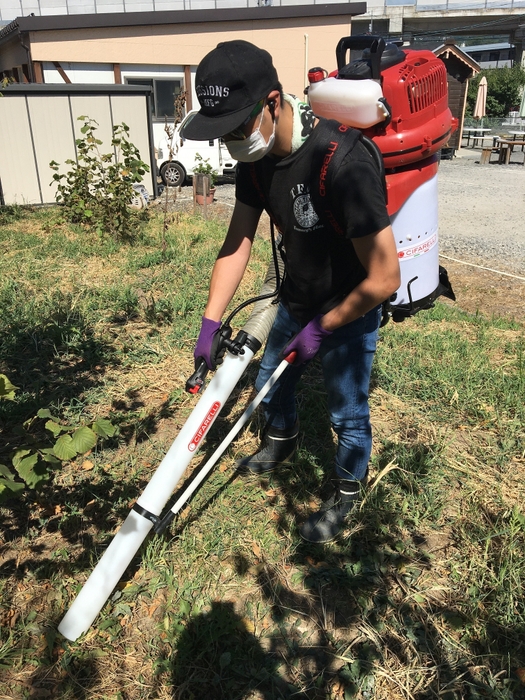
[58,260,283,642]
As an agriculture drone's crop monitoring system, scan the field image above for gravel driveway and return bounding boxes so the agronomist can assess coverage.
[438,149,525,276]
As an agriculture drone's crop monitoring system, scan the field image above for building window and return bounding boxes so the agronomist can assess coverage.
[126,78,182,120]
[489,52,499,63]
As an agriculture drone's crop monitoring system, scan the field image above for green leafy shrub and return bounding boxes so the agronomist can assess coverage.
[50,116,150,240]
[0,373,116,502]
[193,152,219,188]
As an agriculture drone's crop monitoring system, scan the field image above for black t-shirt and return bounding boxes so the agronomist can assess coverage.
[236,119,391,323]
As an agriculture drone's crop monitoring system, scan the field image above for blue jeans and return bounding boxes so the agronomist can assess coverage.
[255,303,381,482]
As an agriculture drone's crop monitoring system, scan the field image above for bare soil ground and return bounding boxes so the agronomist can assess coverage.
[439,259,525,320]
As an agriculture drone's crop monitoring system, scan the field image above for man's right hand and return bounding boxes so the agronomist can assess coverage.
[194,316,227,370]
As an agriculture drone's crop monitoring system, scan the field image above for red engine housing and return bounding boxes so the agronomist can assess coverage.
[328,48,458,171]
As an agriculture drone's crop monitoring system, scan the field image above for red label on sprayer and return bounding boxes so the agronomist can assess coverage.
[397,232,437,260]
[188,401,221,452]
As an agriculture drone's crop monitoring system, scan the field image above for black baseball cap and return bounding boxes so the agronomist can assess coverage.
[181,40,279,141]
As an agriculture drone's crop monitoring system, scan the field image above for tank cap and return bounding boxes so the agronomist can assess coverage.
[308,67,327,83]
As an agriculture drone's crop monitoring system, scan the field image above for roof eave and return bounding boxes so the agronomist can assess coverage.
[12,3,366,33]
[434,43,481,73]
[0,19,20,44]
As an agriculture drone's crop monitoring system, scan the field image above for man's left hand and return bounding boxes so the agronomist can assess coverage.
[282,315,332,365]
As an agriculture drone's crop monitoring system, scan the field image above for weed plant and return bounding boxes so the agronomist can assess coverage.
[50,117,150,241]
[0,204,24,226]
[0,206,524,699]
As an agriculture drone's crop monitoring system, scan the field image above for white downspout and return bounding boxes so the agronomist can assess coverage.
[304,33,309,94]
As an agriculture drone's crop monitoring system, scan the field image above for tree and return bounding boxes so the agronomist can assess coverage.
[466,65,525,118]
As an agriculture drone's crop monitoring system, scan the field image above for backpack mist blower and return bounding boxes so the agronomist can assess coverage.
[308,35,456,320]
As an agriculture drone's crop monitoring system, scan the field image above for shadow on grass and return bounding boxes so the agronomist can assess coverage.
[27,644,102,699]
[0,301,116,420]
[160,360,525,698]
[168,601,291,699]
[158,520,525,698]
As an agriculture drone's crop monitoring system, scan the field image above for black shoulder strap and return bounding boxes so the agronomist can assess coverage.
[310,120,387,234]
[360,134,387,201]
[310,120,360,236]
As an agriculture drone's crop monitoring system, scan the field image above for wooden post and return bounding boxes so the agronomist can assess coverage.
[53,62,71,84]
[33,61,44,84]
[202,175,209,219]
[184,65,192,111]
[113,64,122,84]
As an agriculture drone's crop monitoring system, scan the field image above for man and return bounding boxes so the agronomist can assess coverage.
[182,40,400,543]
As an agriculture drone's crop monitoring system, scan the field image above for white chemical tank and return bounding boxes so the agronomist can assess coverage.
[390,173,440,310]
[307,68,388,129]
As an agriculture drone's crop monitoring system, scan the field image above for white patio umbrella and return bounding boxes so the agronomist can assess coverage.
[519,87,525,121]
[473,76,488,127]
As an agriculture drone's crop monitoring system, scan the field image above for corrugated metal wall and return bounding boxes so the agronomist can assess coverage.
[0,84,156,206]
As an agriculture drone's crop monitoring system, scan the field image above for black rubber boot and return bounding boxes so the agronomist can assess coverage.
[299,475,367,543]
[237,421,299,475]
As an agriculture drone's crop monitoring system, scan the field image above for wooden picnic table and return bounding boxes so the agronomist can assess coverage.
[480,139,525,165]
[508,131,525,151]
[495,140,525,165]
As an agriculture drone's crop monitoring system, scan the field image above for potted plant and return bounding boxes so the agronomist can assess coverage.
[193,153,218,205]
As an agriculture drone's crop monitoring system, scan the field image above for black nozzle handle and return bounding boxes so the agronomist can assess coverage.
[186,358,208,395]
[335,35,386,80]
[185,327,247,395]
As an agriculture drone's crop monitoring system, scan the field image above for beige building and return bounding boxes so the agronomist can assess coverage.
[1,3,366,143]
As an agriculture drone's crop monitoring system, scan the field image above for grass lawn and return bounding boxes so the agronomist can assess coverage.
[1,204,524,699]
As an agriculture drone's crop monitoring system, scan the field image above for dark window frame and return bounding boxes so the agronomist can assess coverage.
[125,77,182,120]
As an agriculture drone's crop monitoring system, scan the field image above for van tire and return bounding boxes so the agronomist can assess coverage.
[160,162,186,188]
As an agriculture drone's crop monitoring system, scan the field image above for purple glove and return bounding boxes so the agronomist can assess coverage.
[282,315,333,365]
[194,316,221,370]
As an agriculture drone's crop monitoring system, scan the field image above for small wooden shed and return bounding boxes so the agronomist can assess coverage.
[434,41,480,153]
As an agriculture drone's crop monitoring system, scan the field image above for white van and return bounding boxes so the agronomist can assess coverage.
[156,110,237,187]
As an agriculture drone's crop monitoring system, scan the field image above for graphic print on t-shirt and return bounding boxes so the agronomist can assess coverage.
[291,184,320,230]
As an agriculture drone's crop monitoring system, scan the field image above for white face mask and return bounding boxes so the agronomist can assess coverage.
[225,106,276,162]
